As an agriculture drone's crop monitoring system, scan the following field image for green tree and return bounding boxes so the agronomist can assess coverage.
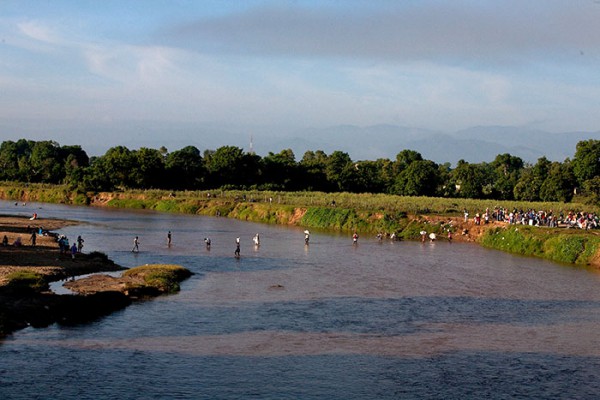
[392,159,440,196]
[132,147,165,188]
[582,176,600,205]
[262,149,297,190]
[394,149,423,175]
[165,146,205,190]
[539,161,575,202]
[344,161,385,193]
[572,139,600,185]
[0,140,31,180]
[299,150,329,191]
[491,153,523,200]
[205,146,246,187]
[513,157,551,201]
[325,151,353,191]
[29,141,63,183]
[450,160,491,199]
[94,146,137,189]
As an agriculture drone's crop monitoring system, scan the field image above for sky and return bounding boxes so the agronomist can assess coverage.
[1,0,600,157]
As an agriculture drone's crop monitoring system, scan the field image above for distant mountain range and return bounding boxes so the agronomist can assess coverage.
[2,118,598,166]
[264,125,600,165]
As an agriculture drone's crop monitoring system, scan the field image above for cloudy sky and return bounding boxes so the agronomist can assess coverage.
[1,0,600,156]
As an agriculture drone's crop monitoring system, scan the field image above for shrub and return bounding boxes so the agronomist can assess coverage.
[123,264,191,294]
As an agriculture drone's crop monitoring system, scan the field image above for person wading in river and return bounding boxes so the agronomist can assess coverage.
[132,236,140,253]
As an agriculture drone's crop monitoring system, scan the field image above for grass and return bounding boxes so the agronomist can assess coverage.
[2,182,600,267]
[4,270,49,294]
[481,226,600,265]
[123,264,192,294]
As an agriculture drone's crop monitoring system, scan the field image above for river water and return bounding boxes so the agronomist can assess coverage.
[2,200,600,399]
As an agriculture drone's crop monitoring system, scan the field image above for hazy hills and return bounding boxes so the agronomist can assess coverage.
[2,118,598,166]
[266,125,599,165]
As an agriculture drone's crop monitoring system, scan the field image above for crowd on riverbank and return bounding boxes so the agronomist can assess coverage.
[468,207,599,230]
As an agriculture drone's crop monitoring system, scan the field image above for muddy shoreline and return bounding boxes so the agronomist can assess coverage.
[0,215,181,337]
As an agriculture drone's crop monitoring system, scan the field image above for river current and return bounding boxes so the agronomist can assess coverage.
[2,200,600,399]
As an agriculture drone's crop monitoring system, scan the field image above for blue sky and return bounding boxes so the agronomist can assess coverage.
[1,0,600,156]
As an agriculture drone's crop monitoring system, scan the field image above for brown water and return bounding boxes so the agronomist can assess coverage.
[2,201,600,399]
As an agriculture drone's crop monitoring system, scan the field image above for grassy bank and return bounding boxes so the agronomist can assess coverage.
[481,225,600,265]
[2,182,600,267]
[122,264,192,295]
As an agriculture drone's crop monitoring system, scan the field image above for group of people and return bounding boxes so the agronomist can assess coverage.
[58,235,85,258]
[128,229,362,258]
[466,207,600,230]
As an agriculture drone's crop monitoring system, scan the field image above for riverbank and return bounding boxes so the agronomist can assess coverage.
[91,191,600,267]
[1,183,600,268]
[0,215,191,337]
[0,214,124,285]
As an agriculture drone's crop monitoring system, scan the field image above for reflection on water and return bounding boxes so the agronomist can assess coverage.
[2,201,600,399]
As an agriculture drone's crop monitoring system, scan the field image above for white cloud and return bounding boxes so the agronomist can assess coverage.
[17,20,60,44]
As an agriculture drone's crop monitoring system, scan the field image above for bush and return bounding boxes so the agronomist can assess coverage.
[123,264,192,294]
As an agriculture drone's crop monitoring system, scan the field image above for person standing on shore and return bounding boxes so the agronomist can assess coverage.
[30,230,36,246]
[132,236,140,253]
[77,236,84,253]
[70,242,77,259]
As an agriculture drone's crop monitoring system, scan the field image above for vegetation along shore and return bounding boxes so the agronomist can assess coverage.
[0,136,599,279]
[1,183,600,269]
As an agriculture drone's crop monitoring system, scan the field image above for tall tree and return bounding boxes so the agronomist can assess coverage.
[29,141,62,183]
[572,139,600,187]
[299,150,329,191]
[450,160,491,199]
[539,161,575,202]
[491,153,523,200]
[262,149,297,190]
[132,147,165,188]
[513,157,551,201]
[205,146,246,187]
[165,146,205,190]
[394,149,423,175]
[325,151,353,191]
[392,159,440,196]
[94,146,137,189]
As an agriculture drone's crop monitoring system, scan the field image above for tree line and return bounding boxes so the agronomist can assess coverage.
[1,138,599,204]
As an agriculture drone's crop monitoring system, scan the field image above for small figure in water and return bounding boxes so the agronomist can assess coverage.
[204,237,211,249]
[132,236,140,252]
[234,237,240,257]
[352,232,359,244]
[304,230,310,245]
[420,230,427,243]
[447,230,453,242]
[253,233,260,246]
[167,231,172,247]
